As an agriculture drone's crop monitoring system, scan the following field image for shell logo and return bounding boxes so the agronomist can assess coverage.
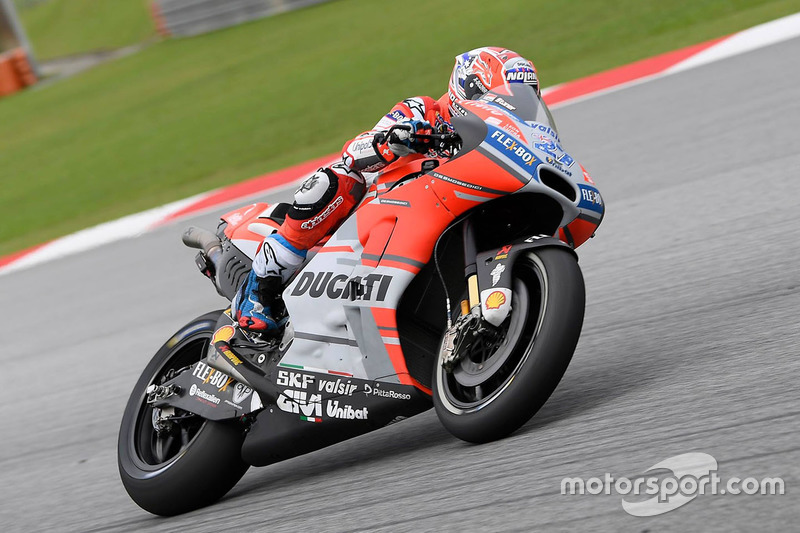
[485,291,507,310]
[212,325,235,344]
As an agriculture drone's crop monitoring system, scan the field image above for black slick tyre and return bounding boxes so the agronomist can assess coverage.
[118,311,249,516]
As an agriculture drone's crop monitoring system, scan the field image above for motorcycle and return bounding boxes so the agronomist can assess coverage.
[118,83,604,515]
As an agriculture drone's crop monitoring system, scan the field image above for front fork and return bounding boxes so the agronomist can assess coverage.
[463,219,481,313]
[440,229,577,371]
[441,220,504,372]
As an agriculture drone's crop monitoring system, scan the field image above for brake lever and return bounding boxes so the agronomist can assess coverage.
[413,132,462,153]
[374,127,461,157]
[374,123,412,144]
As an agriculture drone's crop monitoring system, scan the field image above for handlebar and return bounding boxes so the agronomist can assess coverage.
[376,124,462,155]
[411,132,461,144]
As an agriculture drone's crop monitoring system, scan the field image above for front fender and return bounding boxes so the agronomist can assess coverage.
[475,235,576,326]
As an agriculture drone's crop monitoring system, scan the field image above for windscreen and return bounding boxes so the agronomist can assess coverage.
[478,84,558,133]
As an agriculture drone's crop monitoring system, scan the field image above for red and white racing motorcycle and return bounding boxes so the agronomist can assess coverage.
[118,83,604,515]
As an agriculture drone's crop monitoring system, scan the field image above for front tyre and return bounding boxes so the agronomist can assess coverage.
[118,311,250,516]
[433,248,585,443]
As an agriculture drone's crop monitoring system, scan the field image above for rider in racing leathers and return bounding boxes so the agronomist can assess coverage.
[232,46,540,333]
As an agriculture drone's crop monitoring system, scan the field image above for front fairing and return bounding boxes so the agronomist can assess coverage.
[438,84,603,245]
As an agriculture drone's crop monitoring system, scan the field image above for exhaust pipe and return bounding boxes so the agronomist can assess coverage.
[182,226,226,295]
[182,226,223,265]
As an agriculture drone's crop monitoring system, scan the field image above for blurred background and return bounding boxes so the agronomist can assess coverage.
[1,0,798,256]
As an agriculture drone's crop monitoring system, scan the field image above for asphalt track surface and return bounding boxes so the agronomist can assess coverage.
[2,37,799,532]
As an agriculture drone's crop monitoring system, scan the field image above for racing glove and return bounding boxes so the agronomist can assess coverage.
[386,119,432,157]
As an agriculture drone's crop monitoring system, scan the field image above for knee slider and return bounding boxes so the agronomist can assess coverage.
[290,168,340,218]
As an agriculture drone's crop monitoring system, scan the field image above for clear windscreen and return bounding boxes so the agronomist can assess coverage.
[479,83,558,133]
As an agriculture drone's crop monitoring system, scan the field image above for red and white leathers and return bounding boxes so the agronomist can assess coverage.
[341,95,452,175]
[250,95,452,284]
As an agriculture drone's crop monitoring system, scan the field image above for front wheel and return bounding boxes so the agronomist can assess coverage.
[118,311,250,516]
[433,248,585,443]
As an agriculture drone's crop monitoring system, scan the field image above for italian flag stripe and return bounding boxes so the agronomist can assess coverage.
[278,362,353,377]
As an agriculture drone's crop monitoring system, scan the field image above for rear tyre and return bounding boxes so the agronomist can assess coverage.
[118,311,250,516]
[433,248,585,443]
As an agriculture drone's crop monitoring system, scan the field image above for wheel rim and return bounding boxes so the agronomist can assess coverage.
[450,279,530,388]
[437,254,547,414]
[131,336,210,470]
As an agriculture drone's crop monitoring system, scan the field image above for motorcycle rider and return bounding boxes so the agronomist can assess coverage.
[233,47,540,333]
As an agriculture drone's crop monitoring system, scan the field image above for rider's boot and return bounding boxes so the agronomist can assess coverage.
[233,271,284,333]
[232,234,306,334]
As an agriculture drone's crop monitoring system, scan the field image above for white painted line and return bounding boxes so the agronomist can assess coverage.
[0,193,208,276]
[668,12,800,73]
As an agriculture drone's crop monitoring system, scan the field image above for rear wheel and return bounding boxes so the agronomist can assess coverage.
[118,311,250,516]
[433,248,585,443]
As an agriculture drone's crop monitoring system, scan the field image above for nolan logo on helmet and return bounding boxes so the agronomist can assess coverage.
[505,70,537,84]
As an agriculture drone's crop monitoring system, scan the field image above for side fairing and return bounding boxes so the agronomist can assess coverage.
[281,174,454,388]
[281,216,415,384]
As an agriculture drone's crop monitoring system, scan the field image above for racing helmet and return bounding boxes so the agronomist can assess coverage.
[447,47,539,115]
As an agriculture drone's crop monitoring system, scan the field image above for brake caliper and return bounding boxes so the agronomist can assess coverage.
[145,383,182,434]
[441,313,483,372]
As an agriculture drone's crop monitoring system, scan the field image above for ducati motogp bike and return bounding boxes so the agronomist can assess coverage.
[118,83,605,515]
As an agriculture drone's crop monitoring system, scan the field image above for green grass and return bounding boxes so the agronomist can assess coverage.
[13,0,153,60]
[1,0,799,255]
